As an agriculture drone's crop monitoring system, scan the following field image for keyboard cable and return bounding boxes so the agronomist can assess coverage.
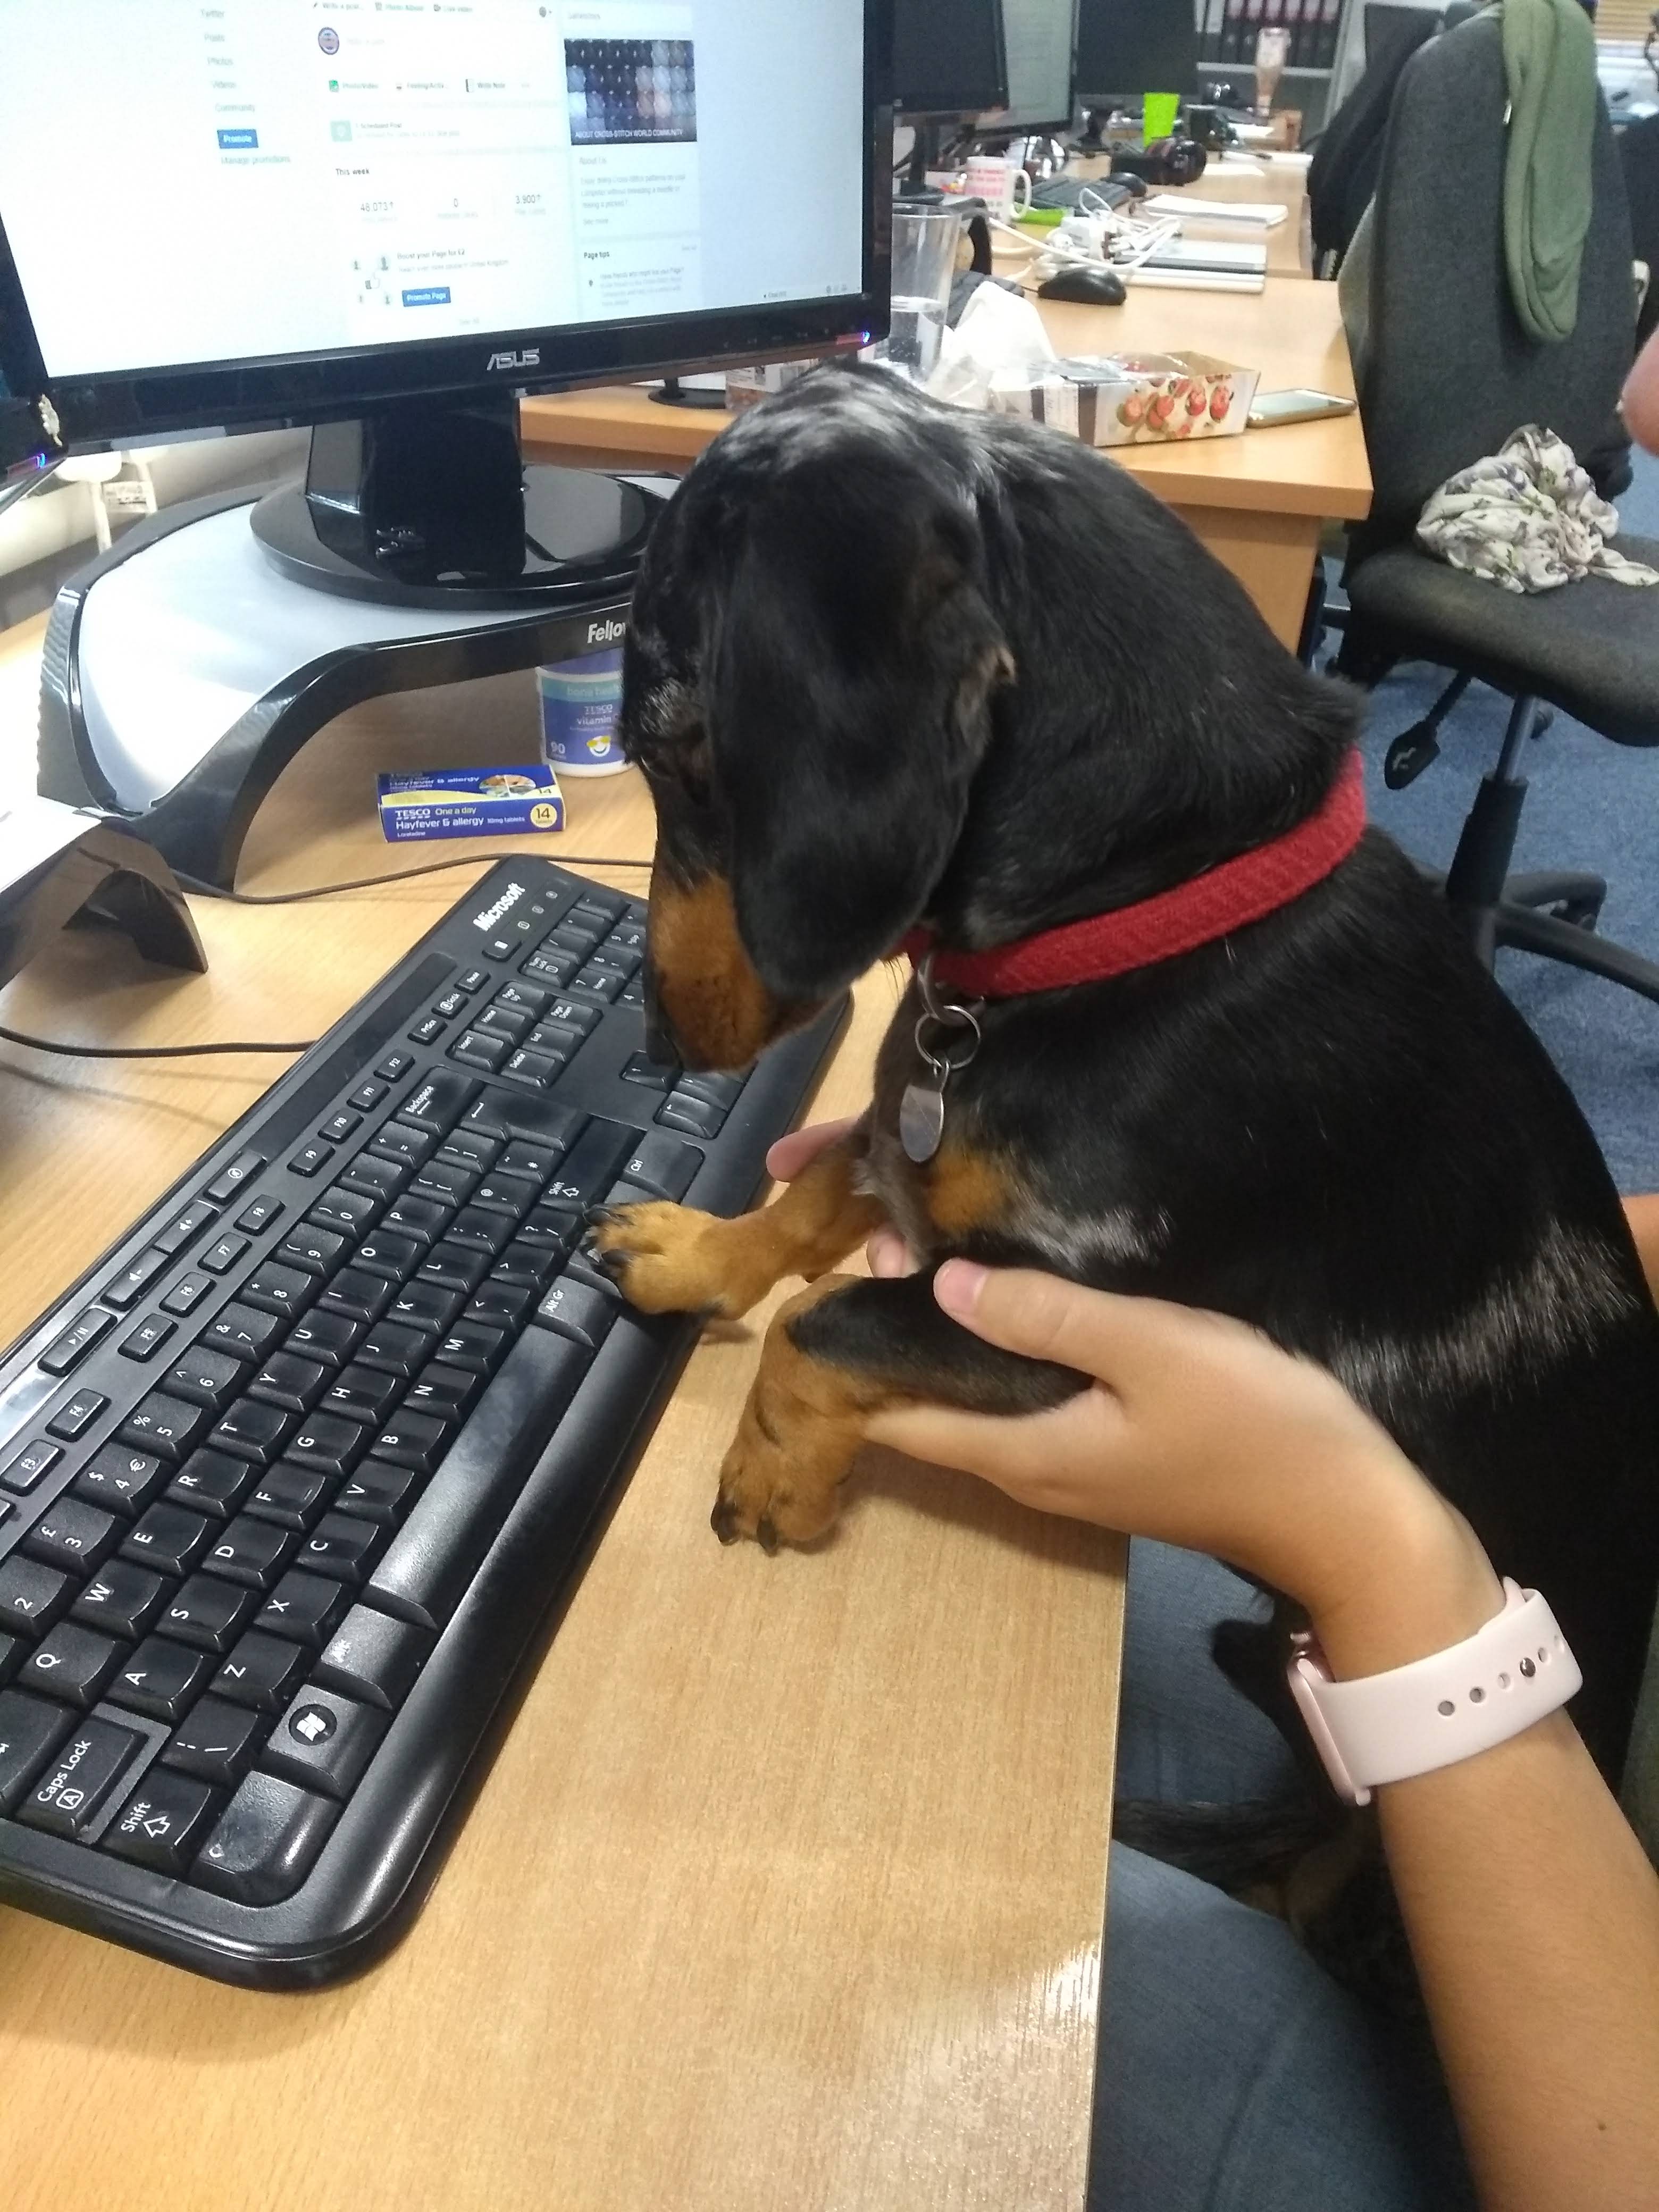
[0,851,652,1058]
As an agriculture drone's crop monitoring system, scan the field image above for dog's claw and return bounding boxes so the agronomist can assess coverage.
[755,1514,780,1555]
[710,1497,741,1545]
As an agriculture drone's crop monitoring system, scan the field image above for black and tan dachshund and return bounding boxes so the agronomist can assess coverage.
[589,365,1659,1957]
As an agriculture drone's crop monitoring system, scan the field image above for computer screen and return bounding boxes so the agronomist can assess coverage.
[893,0,1008,117]
[0,0,887,447]
[1073,0,1198,98]
[982,0,1076,132]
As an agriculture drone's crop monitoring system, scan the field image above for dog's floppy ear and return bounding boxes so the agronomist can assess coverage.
[708,499,1011,1000]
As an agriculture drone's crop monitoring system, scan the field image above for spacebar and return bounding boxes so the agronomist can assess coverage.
[365,1327,593,1632]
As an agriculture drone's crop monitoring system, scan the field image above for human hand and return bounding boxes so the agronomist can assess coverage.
[766,1117,915,1278]
[867,1262,1503,1675]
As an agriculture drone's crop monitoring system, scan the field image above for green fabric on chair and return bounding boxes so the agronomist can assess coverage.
[1502,0,1597,340]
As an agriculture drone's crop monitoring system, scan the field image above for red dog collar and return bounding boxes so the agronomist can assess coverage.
[904,750,1367,999]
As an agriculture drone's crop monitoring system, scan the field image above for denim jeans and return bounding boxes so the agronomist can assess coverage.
[1088,1542,1478,2212]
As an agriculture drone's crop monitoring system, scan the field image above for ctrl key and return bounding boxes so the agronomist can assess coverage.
[191,1771,340,1905]
[17,1712,145,1839]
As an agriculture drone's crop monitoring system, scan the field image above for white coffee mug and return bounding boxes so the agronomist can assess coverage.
[963,155,1033,219]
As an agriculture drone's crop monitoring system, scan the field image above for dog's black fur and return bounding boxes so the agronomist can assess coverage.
[616,364,1659,1984]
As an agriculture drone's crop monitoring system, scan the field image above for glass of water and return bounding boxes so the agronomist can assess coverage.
[872,201,964,386]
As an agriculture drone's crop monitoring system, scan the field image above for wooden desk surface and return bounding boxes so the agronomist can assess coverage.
[0,622,1125,2212]
[522,275,1368,524]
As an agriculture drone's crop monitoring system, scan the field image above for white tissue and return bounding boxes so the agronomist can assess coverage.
[926,281,1057,410]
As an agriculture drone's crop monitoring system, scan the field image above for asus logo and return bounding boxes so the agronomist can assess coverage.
[473,882,526,929]
[486,347,540,372]
[585,617,626,648]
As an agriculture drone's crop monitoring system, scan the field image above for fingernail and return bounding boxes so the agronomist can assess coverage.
[935,1259,988,1314]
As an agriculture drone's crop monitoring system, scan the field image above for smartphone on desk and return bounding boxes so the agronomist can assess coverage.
[1247,388,1358,428]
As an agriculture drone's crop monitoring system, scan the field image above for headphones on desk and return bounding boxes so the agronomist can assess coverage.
[1109,137,1209,188]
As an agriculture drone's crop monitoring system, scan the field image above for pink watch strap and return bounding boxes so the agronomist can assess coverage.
[1286,1580,1580,1806]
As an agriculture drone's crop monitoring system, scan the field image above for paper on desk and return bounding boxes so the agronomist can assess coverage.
[928,281,1057,410]
[1145,194,1288,227]
[1126,265,1267,293]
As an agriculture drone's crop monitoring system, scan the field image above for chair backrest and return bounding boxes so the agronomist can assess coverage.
[1307,7,1439,263]
[1619,112,1659,347]
[1358,10,1634,548]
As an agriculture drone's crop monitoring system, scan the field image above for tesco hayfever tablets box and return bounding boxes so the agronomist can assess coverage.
[376,764,565,842]
[537,646,626,776]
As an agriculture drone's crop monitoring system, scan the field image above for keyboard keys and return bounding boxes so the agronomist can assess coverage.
[118,1391,222,1462]
[19,1621,127,1707]
[317,1269,392,1326]
[335,1462,417,1526]
[286,1413,369,1480]
[516,1204,582,1254]
[200,1232,251,1275]
[289,1142,334,1178]
[474,1003,530,1042]
[499,1138,562,1183]
[254,1570,351,1649]
[284,1310,362,1370]
[247,1351,329,1414]
[450,1030,508,1073]
[367,1327,592,1631]
[202,1301,284,1362]
[412,1159,476,1210]
[365,1410,448,1476]
[401,1362,479,1422]
[408,1015,447,1047]
[167,1445,261,1520]
[161,1272,213,1318]
[417,1241,489,1295]
[71,1559,167,1641]
[376,1049,417,1082]
[202,1513,297,1591]
[102,1767,220,1876]
[490,1243,556,1295]
[464,1283,538,1333]
[163,1695,262,1787]
[338,1153,407,1203]
[353,1229,421,1283]
[522,950,577,988]
[545,1120,636,1209]
[354,1320,426,1381]
[29,1413,102,1487]
[658,1094,726,1138]
[534,1279,618,1353]
[308,1188,379,1238]
[440,1126,503,1173]
[242,1262,315,1323]
[370,1124,435,1171]
[318,1109,362,1145]
[120,1503,212,1579]
[347,1080,387,1113]
[108,1635,211,1722]
[676,1071,746,1109]
[386,1281,463,1337]
[19,1713,145,1838]
[297,1514,382,1586]
[0,1689,75,1812]
[119,1313,177,1363]
[459,1089,584,1146]
[471,1172,539,1220]
[213,1629,308,1713]
[277,1224,348,1278]
[619,1052,676,1090]
[620,1131,702,1201]
[206,1150,266,1202]
[38,1306,115,1375]
[264,1686,387,1800]
[397,1070,480,1138]
[315,1604,430,1710]
[244,1461,332,1532]
[74,1443,169,1518]
[1,1438,61,1493]
[164,1345,245,1411]
[432,1320,506,1376]
[192,1770,340,1904]
[162,1574,256,1655]
[232,1192,285,1235]
[104,1248,171,1310]
[445,1206,513,1256]
[23,1498,120,1576]
[381,1193,448,1247]
[501,1049,559,1089]
[208,1400,295,1469]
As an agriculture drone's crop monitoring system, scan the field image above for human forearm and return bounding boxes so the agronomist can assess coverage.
[1314,1543,1659,2212]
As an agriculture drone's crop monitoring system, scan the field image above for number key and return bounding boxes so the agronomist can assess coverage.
[23,1499,120,1577]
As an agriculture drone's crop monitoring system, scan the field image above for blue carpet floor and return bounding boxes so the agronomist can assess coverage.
[1342,449,1659,1193]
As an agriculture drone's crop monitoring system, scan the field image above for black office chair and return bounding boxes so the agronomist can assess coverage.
[1619,112,1659,350]
[1305,5,1439,274]
[1335,11,1659,1005]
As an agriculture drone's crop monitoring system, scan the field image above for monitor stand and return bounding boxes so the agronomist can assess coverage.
[38,394,671,887]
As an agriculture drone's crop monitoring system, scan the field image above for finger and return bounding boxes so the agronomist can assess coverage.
[933,1261,1202,1394]
[867,1386,1125,1495]
[867,1227,918,1278]
[765,1117,860,1184]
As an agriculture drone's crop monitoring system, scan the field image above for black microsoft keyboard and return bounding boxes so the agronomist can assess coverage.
[0,857,843,1986]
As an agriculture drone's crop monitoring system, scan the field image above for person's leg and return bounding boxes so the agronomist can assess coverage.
[1090,1847,1476,2212]
[1113,1538,1302,1805]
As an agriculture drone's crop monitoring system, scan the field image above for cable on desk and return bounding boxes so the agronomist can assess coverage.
[177,851,652,904]
[0,1025,314,1060]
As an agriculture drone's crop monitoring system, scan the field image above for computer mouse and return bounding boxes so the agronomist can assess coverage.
[1037,264,1127,306]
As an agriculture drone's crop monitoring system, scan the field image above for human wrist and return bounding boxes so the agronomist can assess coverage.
[1300,1469,1505,1681]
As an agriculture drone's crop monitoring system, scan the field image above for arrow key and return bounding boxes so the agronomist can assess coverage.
[102,1766,220,1876]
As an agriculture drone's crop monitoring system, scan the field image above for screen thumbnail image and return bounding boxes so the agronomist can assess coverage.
[566,37,697,145]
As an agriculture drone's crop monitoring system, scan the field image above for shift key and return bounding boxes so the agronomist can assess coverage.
[365,1326,593,1631]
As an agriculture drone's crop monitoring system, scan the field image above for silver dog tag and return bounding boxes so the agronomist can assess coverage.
[900,1079,946,1163]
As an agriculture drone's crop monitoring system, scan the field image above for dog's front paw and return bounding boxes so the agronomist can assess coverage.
[586,1200,750,1315]
[709,1278,869,1550]
[710,1405,847,1553]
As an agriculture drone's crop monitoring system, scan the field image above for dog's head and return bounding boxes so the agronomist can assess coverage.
[619,371,1015,1070]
